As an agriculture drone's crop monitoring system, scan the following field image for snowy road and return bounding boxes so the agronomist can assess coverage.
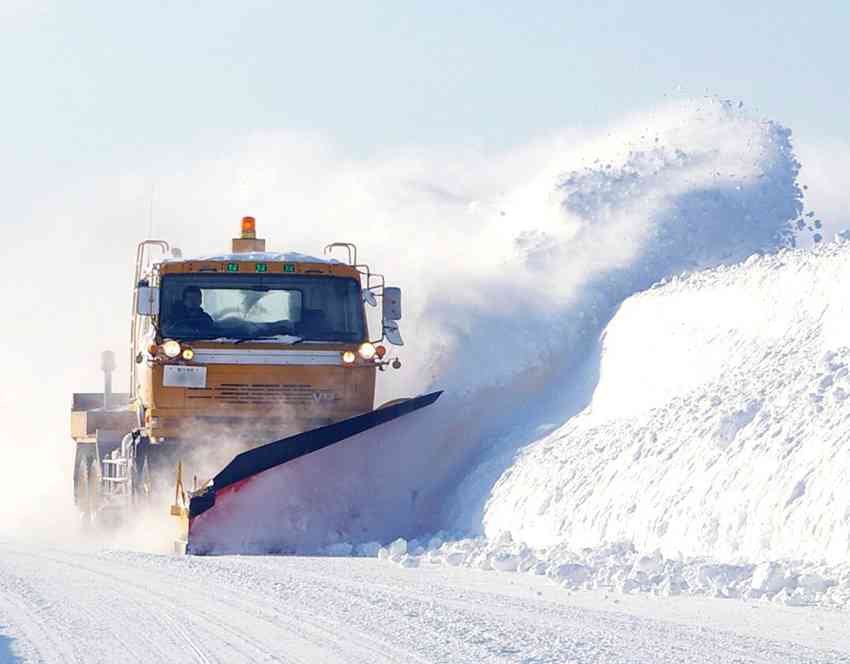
[0,542,848,663]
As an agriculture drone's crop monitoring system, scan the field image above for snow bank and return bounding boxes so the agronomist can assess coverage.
[361,103,850,609]
[391,238,850,608]
[481,240,850,568]
[376,532,850,609]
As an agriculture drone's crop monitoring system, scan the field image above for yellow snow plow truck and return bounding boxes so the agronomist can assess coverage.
[71,217,441,553]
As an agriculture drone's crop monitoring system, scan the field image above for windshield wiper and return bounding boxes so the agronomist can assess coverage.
[233,336,303,345]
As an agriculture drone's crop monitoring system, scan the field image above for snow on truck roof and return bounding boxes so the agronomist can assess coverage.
[163,251,341,264]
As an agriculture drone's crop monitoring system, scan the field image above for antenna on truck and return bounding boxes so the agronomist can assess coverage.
[147,180,156,241]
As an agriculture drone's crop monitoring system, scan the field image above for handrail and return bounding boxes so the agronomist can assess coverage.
[130,240,170,398]
[323,242,357,266]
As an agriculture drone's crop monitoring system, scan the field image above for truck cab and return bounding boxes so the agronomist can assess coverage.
[134,218,403,442]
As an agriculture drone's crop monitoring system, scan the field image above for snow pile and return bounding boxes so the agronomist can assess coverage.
[479,240,850,566]
[371,238,850,608]
[374,533,850,609]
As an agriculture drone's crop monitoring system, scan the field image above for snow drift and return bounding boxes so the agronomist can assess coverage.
[383,240,850,609]
[480,239,850,567]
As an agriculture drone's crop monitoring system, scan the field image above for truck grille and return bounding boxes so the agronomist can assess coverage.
[205,384,337,406]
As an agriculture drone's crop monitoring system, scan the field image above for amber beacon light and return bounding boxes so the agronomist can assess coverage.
[241,216,257,239]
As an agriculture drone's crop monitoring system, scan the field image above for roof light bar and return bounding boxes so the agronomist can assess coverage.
[241,216,256,239]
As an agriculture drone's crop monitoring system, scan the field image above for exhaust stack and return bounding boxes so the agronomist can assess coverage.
[101,350,116,409]
[232,216,267,253]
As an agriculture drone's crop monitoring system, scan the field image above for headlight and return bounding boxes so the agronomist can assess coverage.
[181,348,195,361]
[162,340,182,358]
[342,351,356,365]
[358,342,377,360]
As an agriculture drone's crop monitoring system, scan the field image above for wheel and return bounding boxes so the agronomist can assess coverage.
[73,443,100,523]
[140,455,152,497]
[128,434,152,504]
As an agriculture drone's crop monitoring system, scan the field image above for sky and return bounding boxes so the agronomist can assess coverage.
[0,1,848,382]
[2,1,849,177]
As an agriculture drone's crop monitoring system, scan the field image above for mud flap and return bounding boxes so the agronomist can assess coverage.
[180,391,442,554]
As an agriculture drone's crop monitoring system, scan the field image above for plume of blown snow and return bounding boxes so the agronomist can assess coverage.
[436,99,806,536]
[796,136,850,243]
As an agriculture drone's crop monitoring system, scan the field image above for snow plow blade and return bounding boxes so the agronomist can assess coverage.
[174,391,442,554]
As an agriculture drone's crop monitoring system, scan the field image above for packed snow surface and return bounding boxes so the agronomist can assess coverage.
[1,542,848,663]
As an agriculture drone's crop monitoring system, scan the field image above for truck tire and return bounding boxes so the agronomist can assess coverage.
[73,443,99,520]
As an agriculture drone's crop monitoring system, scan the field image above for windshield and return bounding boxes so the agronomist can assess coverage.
[159,274,366,343]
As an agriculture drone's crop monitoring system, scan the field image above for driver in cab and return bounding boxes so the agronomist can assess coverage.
[173,286,214,328]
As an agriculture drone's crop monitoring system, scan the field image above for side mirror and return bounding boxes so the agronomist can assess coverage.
[362,289,378,307]
[383,320,404,346]
[136,286,160,316]
[383,287,402,321]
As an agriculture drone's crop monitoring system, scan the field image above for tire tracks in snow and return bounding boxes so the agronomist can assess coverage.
[0,546,281,663]
[2,543,848,663]
[0,545,418,664]
[0,569,82,663]
[96,550,429,664]
[233,556,850,664]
